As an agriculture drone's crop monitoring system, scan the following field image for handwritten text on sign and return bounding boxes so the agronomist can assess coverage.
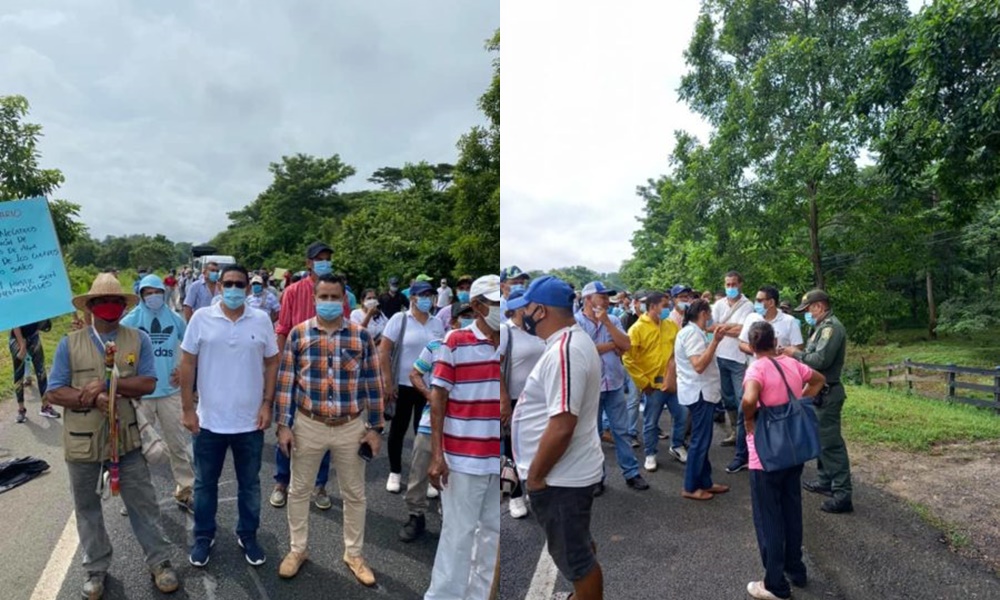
[0,197,74,331]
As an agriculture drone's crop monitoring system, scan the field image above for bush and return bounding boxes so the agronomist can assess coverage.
[937,297,1000,335]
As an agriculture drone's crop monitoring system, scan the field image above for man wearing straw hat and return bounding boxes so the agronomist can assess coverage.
[45,273,179,599]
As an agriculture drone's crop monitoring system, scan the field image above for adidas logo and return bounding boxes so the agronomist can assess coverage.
[139,318,175,347]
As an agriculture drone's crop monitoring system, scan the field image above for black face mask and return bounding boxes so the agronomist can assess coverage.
[522,306,544,336]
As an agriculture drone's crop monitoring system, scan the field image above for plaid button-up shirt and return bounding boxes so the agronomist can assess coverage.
[274,317,384,430]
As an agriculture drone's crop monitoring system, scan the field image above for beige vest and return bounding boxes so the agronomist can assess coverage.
[63,327,143,463]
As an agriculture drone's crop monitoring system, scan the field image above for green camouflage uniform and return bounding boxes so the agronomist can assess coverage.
[794,312,852,502]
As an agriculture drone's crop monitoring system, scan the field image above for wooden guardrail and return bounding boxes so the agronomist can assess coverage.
[869,359,1000,411]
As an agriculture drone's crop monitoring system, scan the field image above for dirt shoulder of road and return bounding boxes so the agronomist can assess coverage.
[851,439,1000,574]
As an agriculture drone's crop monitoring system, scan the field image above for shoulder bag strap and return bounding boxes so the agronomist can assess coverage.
[766,357,798,404]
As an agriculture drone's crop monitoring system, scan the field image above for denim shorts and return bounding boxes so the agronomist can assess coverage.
[529,484,598,582]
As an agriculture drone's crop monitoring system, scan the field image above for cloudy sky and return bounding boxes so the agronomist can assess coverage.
[501,0,926,274]
[0,0,498,244]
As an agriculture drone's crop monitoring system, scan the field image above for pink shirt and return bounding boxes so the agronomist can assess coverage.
[743,355,814,470]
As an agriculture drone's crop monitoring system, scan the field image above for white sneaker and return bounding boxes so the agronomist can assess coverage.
[426,484,439,499]
[509,497,528,519]
[644,455,657,472]
[386,473,401,493]
[746,580,784,600]
[669,446,688,464]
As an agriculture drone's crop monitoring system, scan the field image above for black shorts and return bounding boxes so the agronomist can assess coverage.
[529,484,598,582]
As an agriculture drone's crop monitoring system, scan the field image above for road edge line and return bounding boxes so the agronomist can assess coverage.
[524,542,558,600]
[30,510,78,600]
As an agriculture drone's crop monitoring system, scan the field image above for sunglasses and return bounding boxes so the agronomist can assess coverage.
[222,281,247,289]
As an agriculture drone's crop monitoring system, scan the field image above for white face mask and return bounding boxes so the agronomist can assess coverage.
[484,305,502,331]
[364,298,378,310]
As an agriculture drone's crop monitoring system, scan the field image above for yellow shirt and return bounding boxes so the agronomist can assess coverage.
[623,313,678,391]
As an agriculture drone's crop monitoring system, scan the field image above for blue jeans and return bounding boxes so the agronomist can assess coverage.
[625,375,640,439]
[597,387,639,480]
[275,445,330,487]
[193,428,264,542]
[683,397,716,493]
[717,357,747,412]
[643,390,688,458]
[750,464,806,599]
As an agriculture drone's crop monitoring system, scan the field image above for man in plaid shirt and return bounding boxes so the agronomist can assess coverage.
[272,273,385,586]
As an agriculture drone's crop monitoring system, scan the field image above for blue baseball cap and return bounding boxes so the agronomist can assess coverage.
[501,265,528,283]
[506,275,575,310]
[581,281,615,297]
[670,284,693,297]
[410,281,434,296]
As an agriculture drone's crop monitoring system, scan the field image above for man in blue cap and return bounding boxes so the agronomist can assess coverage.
[500,266,529,321]
[510,275,605,600]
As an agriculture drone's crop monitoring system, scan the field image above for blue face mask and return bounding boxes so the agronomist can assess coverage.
[457,291,471,303]
[143,293,165,311]
[509,284,526,294]
[677,301,689,312]
[252,284,263,295]
[316,300,344,321]
[725,287,740,299]
[706,318,715,329]
[459,317,475,328]
[659,307,671,320]
[416,297,433,313]
[804,312,817,327]
[208,271,220,283]
[222,288,246,309]
[754,301,766,316]
[312,260,333,276]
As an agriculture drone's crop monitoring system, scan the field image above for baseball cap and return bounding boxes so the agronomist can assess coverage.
[670,284,693,297]
[454,302,474,317]
[581,281,615,298]
[416,273,433,282]
[388,276,400,286]
[250,275,264,285]
[794,289,830,312]
[306,241,333,259]
[470,275,502,302]
[506,275,575,311]
[501,265,528,282]
[410,281,435,296]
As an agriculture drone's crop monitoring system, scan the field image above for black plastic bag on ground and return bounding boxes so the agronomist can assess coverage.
[0,456,51,494]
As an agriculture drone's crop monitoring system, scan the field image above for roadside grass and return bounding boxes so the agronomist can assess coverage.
[0,315,79,401]
[848,327,1000,372]
[907,500,972,552]
[843,385,1000,452]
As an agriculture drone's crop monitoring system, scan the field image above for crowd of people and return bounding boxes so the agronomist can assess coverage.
[10,240,502,600]
[502,268,852,600]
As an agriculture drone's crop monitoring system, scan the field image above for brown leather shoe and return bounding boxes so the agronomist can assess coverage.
[681,489,714,501]
[344,554,376,587]
[279,551,308,579]
[707,484,730,494]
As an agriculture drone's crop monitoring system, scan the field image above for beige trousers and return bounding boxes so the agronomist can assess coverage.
[288,415,367,555]
[134,393,195,497]
[404,433,433,516]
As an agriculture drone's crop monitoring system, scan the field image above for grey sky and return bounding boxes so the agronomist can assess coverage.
[0,1,498,244]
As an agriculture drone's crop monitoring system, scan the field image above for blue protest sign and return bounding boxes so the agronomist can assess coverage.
[0,197,75,331]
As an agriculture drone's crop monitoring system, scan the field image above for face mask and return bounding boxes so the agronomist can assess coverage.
[416,297,433,313]
[677,301,689,312]
[390,285,399,293]
[639,302,647,314]
[804,312,817,327]
[509,284,526,294]
[252,284,263,295]
[459,317,475,328]
[522,307,543,336]
[754,301,766,316]
[484,305,502,330]
[659,307,671,320]
[364,298,379,310]
[706,318,715,329]
[457,291,470,303]
[92,302,126,323]
[316,300,344,321]
[222,288,246,309]
[725,287,740,299]
[208,271,220,282]
[313,260,332,276]
[144,294,165,311]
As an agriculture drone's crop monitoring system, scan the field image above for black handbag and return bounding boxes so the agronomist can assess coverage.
[753,358,822,471]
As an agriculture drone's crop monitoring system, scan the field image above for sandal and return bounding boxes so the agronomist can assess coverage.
[681,489,713,501]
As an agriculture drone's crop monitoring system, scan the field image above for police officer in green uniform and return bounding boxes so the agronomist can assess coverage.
[781,289,854,514]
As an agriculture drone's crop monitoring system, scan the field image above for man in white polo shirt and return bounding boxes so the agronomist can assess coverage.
[425,275,502,600]
[725,285,805,474]
[180,264,280,570]
[712,271,755,446]
[511,275,604,600]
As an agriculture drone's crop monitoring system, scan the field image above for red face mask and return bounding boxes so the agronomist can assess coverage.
[91,302,125,323]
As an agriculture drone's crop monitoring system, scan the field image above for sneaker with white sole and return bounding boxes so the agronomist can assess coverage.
[747,580,787,600]
[668,446,688,463]
[426,484,439,499]
[644,455,657,472]
[386,472,402,493]
[509,497,528,518]
[15,408,27,424]
[39,405,61,419]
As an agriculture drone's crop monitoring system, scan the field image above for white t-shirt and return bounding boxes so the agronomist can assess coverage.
[503,322,546,400]
[711,296,754,363]
[739,311,805,365]
[382,310,446,386]
[436,285,453,308]
[180,304,279,434]
[350,308,387,341]
[511,324,603,488]
[675,323,722,406]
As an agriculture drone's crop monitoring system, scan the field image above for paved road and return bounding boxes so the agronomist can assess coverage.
[0,387,440,600]
[501,417,1000,599]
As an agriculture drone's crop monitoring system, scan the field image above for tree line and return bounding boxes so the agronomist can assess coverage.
[620,0,999,342]
[1,30,500,294]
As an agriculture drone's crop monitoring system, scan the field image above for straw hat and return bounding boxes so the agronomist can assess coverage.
[72,273,139,312]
